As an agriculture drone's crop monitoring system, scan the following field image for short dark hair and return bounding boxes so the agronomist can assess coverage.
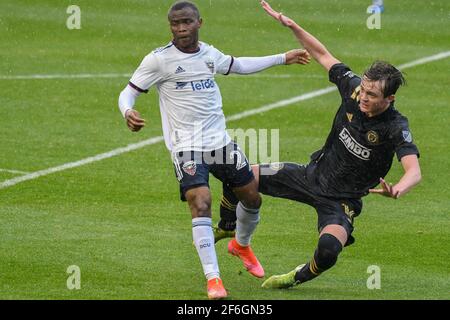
[168,1,200,19]
[363,61,406,97]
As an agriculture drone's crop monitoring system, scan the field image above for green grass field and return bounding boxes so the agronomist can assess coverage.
[1,0,449,300]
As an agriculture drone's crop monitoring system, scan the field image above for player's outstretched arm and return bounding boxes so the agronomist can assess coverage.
[260,0,340,72]
[369,155,421,199]
[229,48,310,75]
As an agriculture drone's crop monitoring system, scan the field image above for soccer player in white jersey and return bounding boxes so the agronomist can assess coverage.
[118,1,310,299]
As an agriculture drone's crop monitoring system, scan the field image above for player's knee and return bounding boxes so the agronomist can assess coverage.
[192,201,211,217]
[315,233,343,270]
[233,177,261,209]
[241,192,262,210]
[187,193,211,217]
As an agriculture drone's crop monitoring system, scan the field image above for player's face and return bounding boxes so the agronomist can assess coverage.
[169,8,202,52]
[359,77,394,117]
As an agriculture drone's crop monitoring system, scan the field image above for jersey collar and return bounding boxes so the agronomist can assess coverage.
[172,40,201,54]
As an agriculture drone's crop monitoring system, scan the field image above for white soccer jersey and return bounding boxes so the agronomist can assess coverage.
[129,41,233,153]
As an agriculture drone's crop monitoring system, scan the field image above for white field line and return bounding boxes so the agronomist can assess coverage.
[397,51,450,70]
[0,51,448,190]
[226,86,336,122]
[1,51,448,81]
[0,168,30,175]
[0,136,164,189]
[0,73,132,80]
[0,73,322,80]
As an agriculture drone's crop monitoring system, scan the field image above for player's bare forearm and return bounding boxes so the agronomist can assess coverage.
[393,155,422,197]
[393,170,421,198]
[288,24,340,71]
[369,155,421,199]
[260,0,340,71]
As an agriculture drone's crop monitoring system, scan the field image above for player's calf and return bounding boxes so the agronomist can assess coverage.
[294,233,343,283]
[215,185,238,243]
[218,185,238,231]
[262,233,343,289]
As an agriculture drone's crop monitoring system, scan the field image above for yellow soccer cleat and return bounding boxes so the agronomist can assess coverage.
[261,264,305,289]
[213,225,235,243]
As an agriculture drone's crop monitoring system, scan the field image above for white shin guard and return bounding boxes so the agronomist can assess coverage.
[192,217,220,280]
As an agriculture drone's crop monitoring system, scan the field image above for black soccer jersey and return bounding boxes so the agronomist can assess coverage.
[308,63,420,199]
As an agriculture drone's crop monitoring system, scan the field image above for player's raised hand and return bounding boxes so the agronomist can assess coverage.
[285,49,311,65]
[125,109,146,132]
[369,178,400,199]
[260,0,295,27]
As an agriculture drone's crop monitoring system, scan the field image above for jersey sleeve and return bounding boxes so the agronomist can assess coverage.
[329,63,361,100]
[391,116,420,161]
[129,53,163,93]
[209,46,233,75]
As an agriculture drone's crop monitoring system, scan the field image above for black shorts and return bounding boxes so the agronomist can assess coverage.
[259,162,362,246]
[173,142,254,201]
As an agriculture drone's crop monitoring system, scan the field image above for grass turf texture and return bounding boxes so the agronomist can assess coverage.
[0,0,449,299]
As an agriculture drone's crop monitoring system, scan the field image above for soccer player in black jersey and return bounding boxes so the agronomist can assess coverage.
[215,0,422,289]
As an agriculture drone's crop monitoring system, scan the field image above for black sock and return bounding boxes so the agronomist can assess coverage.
[294,233,343,283]
[218,184,238,231]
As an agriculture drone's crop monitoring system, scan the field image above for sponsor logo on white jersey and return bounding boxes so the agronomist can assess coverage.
[175,82,189,90]
[190,79,215,91]
[339,128,371,160]
[175,79,216,91]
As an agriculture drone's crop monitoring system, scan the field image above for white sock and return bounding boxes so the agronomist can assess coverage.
[192,217,220,280]
[373,0,383,6]
[236,202,260,246]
